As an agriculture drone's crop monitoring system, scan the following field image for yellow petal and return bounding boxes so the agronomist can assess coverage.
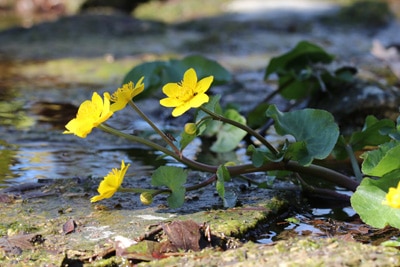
[64,118,93,138]
[172,102,191,117]
[195,75,214,94]
[160,97,183,107]
[383,182,400,208]
[162,83,180,97]
[91,92,104,117]
[182,68,197,90]
[189,93,209,108]
[90,195,105,202]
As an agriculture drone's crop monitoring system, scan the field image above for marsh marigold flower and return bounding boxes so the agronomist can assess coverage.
[91,160,130,202]
[64,92,113,138]
[110,77,145,112]
[160,68,214,117]
[382,181,400,208]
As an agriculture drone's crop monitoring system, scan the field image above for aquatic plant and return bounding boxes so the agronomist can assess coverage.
[64,41,400,231]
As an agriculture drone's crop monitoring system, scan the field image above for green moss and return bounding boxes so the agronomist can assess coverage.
[134,0,231,23]
[19,57,139,86]
[0,221,39,236]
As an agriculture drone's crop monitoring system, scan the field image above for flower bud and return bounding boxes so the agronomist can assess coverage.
[140,192,153,205]
[184,123,197,135]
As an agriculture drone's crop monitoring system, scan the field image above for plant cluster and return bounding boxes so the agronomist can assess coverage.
[64,41,400,241]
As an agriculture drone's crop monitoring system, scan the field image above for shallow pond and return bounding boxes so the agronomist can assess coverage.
[0,2,399,264]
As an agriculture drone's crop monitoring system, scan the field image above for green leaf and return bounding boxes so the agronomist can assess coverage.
[179,128,196,151]
[264,41,336,100]
[381,239,400,247]
[210,109,247,153]
[333,116,394,160]
[248,145,265,168]
[265,41,334,78]
[350,115,394,151]
[196,95,222,123]
[216,165,230,199]
[382,115,400,141]
[151,166,187,208]
[361,141,400,177]
[247,103,271,129]
[351,172,400,229]
[122,60,167,99]
[266,105,339,166]
[278,76,319,100]
[248,145,285,167]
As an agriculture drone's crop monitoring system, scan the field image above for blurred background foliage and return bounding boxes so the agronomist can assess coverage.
[0,0,398,30]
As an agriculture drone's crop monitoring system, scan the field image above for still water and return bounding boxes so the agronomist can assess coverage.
[0,85,167,187]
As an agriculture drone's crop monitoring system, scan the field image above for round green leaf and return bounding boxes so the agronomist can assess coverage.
[151,166,187,208]
[266,105,339,166]
[351,172,400,229]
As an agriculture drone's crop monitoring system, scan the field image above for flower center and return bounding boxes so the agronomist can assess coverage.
[177,82,195,102]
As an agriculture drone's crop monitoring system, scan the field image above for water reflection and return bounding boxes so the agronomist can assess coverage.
[0,84,168,187]
[0,136,165,187]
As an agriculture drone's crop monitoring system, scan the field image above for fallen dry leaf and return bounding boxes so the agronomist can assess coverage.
[0,234,44,255]
[63,219,77,235]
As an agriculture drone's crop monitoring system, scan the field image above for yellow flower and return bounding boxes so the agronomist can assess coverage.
[110,77,145,112]
[63,92,113,138]
[382,182,400,208]
[160,68,214,117]
[91,160,130,202]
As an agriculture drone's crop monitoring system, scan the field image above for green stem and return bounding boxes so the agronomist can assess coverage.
[199,106,279,155]
[227,161,359,192]
[118,187,158,194]
[98,123,216,173]
[295,174,351,201]
[345,144,363,182]
[185,174,217,191]
[128,100,180,155]
[98,125,358,192]
[262,77,295,103]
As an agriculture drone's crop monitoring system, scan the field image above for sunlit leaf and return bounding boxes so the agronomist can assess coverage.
[351,171,400,229]
[266,105,339,166]
[361,141,400,177]
[216,165,230,199]
[210,109,247,153]
[151,166,187,208]
[179,129,196,151]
